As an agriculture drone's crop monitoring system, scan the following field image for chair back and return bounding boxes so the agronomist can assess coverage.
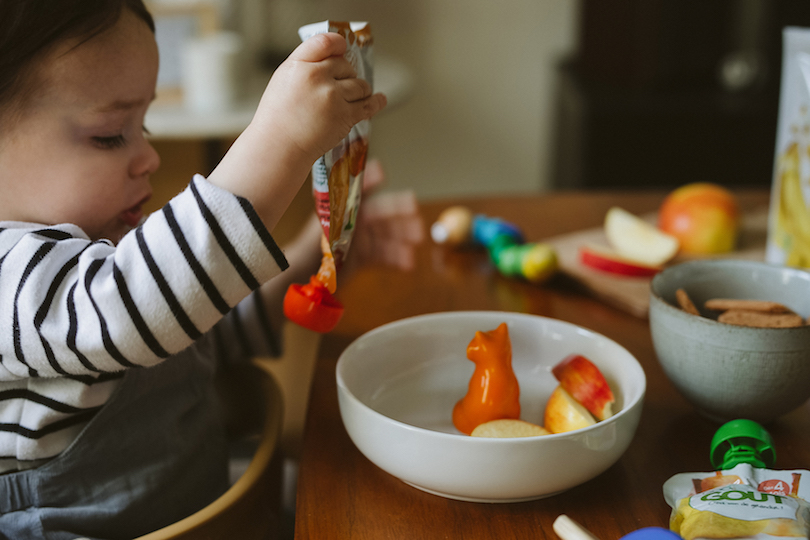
[134,359,284,540]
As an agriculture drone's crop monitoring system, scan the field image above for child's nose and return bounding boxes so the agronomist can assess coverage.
[131,139,161,178]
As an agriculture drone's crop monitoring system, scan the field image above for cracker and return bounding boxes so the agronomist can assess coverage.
[676,288,700,316]
[705,298,791,314]
[717,309,805,328]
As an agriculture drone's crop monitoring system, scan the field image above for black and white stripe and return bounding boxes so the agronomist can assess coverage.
[0,175,287,471]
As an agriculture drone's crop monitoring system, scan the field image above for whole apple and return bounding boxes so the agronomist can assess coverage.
[658,183,740,254]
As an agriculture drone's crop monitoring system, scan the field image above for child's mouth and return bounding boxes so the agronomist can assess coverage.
[120,196,150,227]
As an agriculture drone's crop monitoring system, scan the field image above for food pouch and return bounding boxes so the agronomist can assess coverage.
[664,420,810,540]
[664,464,810,540]
[298,20,374,267]
[766,27,810,268]
[283,21,373,333]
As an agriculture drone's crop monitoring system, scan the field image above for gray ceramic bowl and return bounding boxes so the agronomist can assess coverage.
[649,259,810,424]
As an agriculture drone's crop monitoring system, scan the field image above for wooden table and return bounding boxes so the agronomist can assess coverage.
[294,189,810,540]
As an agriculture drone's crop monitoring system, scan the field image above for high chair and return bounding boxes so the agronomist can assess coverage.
[134,359,285,540]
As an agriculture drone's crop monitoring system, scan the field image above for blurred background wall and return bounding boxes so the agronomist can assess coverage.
[294,0,580,199]
[146,0,577,205]
[145,0,810,210]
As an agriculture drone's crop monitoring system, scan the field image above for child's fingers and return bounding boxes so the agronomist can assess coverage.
[353,92,387,121]
[291,32,347,63]
[359,167,424,245]
[323,56,358,81]
[363,190,420,220]
[379,215,425,245]
[336,78,371,103]
[364,221,421,270]
[380,243,417,271]
[337,77,373,103]
[361,159,385,193]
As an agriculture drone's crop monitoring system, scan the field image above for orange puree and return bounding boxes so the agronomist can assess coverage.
[315,234,337,293]
[453,323,521,435]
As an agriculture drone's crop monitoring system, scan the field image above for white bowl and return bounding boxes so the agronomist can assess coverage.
[336,311,646,503]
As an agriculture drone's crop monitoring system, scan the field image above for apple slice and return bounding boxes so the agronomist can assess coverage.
[604,207,679,266]
[543,386,597,434]
[470,419,550,438]
[580,245,662,277]
[552,354,615,421]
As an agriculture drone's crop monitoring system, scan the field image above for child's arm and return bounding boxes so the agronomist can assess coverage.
[206,32,386,234]
[0,176,289,378]
[0,35,386,378]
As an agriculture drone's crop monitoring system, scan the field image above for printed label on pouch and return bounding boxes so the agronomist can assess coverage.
[689,484,800,522]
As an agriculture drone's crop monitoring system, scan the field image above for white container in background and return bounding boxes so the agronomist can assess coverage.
[766,27,810,268]
[182,31,243,112]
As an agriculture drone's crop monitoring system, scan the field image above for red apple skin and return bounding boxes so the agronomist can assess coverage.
[658,183,740,255]
[580,246,662,278]
[552,354,615,421]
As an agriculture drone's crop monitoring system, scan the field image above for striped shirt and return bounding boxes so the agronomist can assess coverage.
[0,175,288,473]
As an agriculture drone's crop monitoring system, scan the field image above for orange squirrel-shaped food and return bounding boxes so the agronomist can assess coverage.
[452,323,521,435]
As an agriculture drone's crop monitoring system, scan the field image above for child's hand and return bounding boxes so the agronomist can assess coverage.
[208,32,386,232]
[254,32,387,163]
[341,159,424,278]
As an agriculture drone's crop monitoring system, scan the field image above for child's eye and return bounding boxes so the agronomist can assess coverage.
[91,134,127,150]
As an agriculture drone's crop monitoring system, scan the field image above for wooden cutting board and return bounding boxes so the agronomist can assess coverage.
[545,208,770,318]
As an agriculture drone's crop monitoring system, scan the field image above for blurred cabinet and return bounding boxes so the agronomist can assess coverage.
[551,0,810,190]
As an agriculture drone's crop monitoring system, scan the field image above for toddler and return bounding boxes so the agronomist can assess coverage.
[0,0,419,538]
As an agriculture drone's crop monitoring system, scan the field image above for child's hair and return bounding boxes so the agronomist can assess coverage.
[0,0,155,126]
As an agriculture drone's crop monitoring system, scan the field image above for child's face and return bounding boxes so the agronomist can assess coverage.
[0,9,160,243]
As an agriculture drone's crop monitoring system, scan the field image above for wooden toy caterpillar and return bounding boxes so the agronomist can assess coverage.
[431,206,558,284]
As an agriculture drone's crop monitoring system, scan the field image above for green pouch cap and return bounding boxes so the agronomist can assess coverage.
[710,419,776,470]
